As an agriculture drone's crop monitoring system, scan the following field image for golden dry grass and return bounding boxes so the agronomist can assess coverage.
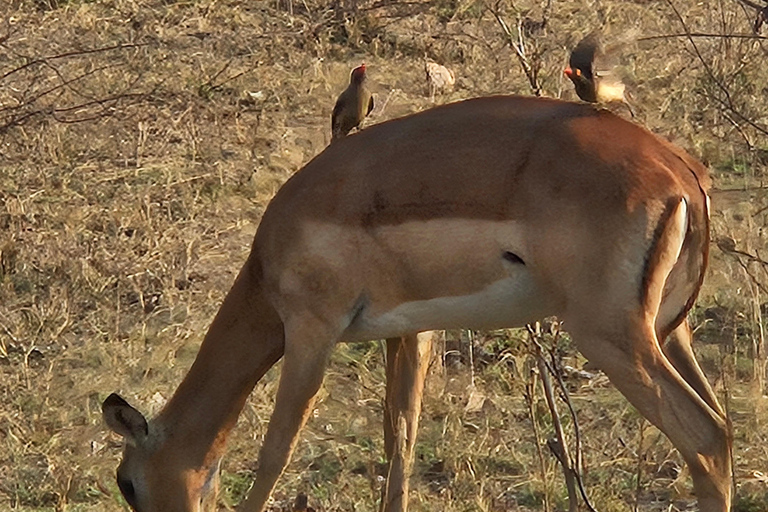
[0,0,767,510]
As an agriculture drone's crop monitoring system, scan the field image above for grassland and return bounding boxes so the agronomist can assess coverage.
[0,0,767,510]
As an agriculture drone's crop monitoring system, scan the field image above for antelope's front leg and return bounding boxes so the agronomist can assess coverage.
[239,316,338,512]
[380,331,436,512]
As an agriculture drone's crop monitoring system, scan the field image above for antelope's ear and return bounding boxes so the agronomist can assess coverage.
[102,393,148,444]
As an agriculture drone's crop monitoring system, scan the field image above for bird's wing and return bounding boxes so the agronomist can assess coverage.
[572,29,639,82]
[597,28,641,73]
[367,94,374,117]
[331,97,344,132]
[569,30,602,73]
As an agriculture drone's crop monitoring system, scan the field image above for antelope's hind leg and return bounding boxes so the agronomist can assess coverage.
[574,313,731,511]
[567,211,732,512]
[380,331,436,512]
[661,320,725,419]
[239,315,340,512]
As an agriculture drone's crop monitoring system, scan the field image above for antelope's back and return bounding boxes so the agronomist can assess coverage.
[255,96,710,257]
[254,96,709,282]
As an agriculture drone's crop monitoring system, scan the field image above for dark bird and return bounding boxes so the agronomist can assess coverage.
[331,63,374,141]
[564,31,635,117]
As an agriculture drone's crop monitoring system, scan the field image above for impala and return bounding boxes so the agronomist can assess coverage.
[102,95,731,512]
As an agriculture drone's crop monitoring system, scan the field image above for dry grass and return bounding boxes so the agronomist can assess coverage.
[0,0,767,510]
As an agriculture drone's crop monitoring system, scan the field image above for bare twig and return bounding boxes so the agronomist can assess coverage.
[743,262,766,394]
[718,332,738,497]
[1,42,150,81]
[529,323,600,512]
[548,349,599,511]
[733,0,768,33]
[638,32,768,40]
[0,63,122,114]
[663,0,768,138]
[467,329,476,388]
[719,236,768,268]
[735,0,766,11]
[0,92,154,134]
[491,1,542,96]
[205,59,234,90]
[524,368,551,512]
[528,324,578,512]
[633,419,646,512]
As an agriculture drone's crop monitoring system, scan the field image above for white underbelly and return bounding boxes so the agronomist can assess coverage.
[342,270,556,342]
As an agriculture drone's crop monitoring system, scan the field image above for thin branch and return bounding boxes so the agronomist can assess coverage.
[695,89,768,138]
[524,369,551,512]
[528,325,580,512]
[530,325,599,512]
[0,63,122,114]
[722,110,756,149]
[1,42,150,81]
[0,92,153,134]
[734,0,766,11]
[491,1,542,96]
[633,420,646,512]
[548,345,599,512]
[638,32,768,40]
[663,0,768,137]
[735,258,768,294]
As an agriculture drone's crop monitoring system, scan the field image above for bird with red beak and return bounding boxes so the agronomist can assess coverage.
[331,63,374,140]
[564,31,635,117]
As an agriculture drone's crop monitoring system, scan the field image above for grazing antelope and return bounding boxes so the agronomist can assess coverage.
[103,96,732,512]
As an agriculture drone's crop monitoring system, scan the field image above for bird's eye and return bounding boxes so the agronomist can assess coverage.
[117,476,138,509]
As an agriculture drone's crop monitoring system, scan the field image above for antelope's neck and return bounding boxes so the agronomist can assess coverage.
[155,262,284,468]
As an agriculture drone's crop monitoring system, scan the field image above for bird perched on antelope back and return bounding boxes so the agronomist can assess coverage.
[425,60,455,102]
[564,30,635,117]
[331,63,374,141]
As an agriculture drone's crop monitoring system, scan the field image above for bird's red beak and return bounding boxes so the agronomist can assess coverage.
[564,67,582,79]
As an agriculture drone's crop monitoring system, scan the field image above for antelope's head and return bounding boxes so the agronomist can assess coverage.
[102,393,220,512]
